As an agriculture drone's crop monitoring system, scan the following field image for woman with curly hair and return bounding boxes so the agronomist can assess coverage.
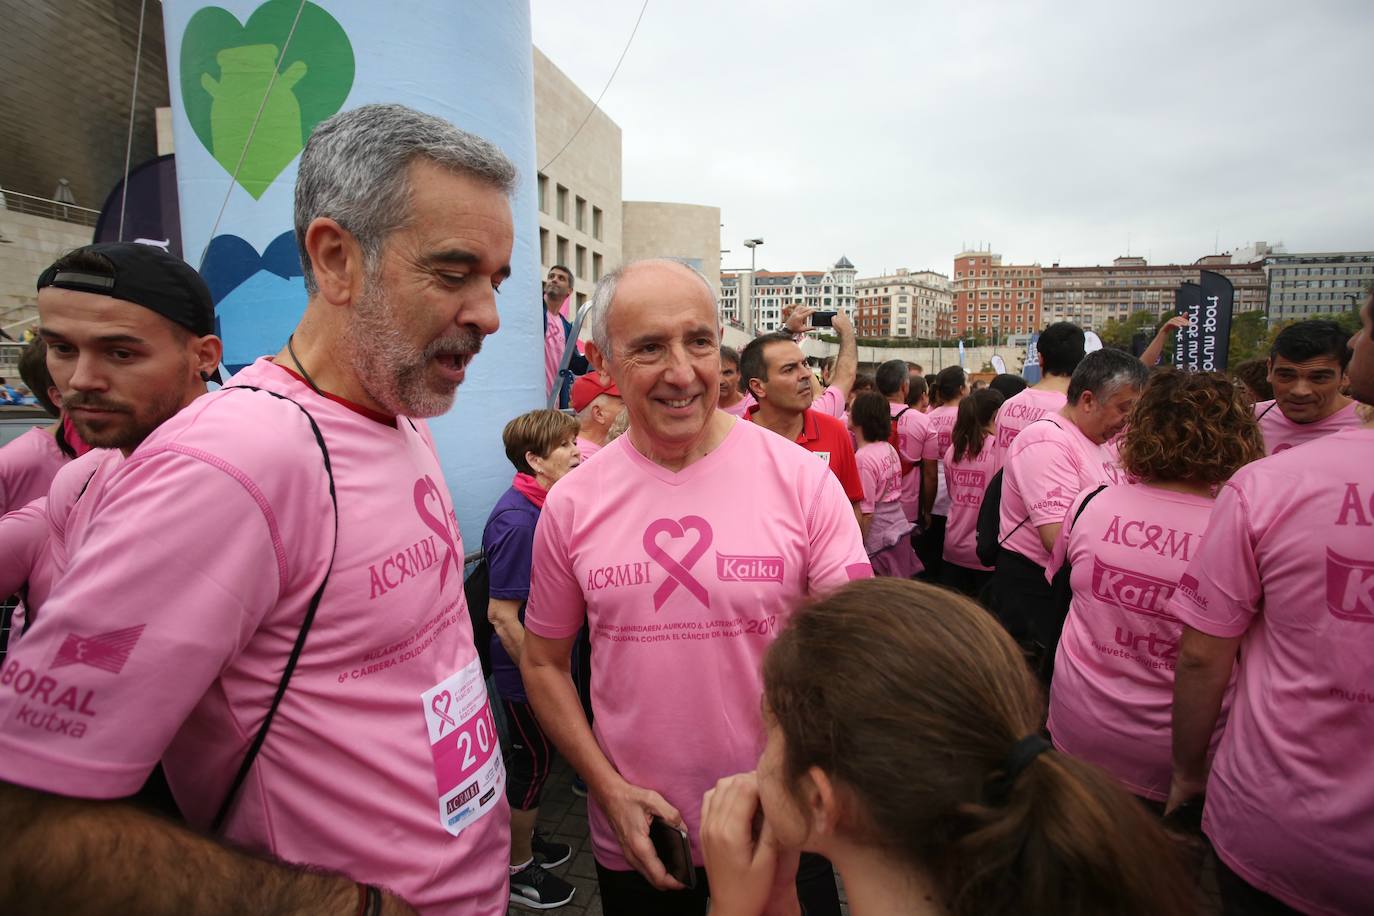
[1044,369,1265,806]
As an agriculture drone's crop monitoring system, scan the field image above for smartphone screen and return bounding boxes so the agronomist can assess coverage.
[812,311,836,327]
[648,816,696,889]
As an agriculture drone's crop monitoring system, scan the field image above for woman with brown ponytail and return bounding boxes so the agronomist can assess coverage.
[699,578,1195,916]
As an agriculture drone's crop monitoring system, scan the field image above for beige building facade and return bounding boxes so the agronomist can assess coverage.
[533,48,623,317]
[854,269,952,339]
[1042,254,1267,330]
[621,201,721,298]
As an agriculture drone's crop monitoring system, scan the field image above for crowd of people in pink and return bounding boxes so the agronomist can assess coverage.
[1,103,1370,916]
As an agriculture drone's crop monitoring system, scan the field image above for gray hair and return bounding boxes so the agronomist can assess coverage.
[1066,348,1150,405]
[294,103,518,293]
[587,258,718,355]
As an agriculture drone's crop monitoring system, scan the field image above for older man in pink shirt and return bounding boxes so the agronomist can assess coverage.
[1167,294,1374,916]
[521,259,870,916]
[989,348,1148,684]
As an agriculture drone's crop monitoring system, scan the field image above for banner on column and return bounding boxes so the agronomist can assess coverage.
[161,0,544,541]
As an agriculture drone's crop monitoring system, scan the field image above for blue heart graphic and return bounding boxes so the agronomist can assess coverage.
[201,231,306,372]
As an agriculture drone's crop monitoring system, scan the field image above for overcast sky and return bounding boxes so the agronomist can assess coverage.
[530,0,1374,277]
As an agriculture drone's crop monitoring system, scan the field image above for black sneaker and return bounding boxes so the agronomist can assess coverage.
[509,860,576,910]
[531,830,572,868]
[570,776,588,798]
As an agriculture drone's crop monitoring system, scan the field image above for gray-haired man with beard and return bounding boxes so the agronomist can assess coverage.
[0,105,517,915]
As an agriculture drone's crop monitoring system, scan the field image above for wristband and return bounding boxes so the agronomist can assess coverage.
[364,885,383,916]
[356,883,382,916]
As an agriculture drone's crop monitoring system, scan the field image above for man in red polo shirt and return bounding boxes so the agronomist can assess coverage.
[739,331,863,510]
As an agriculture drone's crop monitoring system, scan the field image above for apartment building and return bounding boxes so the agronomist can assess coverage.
[853,269,952,339]
[1264,251,1374,323]
[951,249,1042,340]
[719,256,857,332]
[1042,254,1266,330]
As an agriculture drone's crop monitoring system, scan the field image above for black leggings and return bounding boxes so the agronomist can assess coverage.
[502,699,554,812]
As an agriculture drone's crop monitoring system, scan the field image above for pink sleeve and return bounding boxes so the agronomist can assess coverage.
[1043,489,1089,585]
[1019,440,1083,528]
[920,421,942,461]
[805,471,873,591]
[811,386,845,420]
[1168,483,1262,638]
[524,501,588,640]
[0,498,47,597]
[897,413,927,463]
[856,452,879,515]
[0,453,294,798]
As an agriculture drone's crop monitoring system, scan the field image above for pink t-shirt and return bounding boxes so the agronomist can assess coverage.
[1254,398,1362,455]
[524,419,871,870]
[577,435,602,461]
[810,384,846,421]
[1047,484,1228,802]
[1167,428,1374,915]
[999,415,1114,567]
[920,404,958,517]
[942,439,1001,571]
[856,441,911,554]
[544,310,565,396]
[718,393,756,418]
[0,427,67,515]
[890,401,930,522]
[993,387,1067,460]
[0,359,509,915]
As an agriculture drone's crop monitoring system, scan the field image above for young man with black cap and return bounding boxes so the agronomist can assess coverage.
[0,242,222,636]
[0,104,518,915]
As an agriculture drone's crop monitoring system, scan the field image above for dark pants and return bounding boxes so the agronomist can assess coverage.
[1216,857,1302,916]
[911,514,946,582]
[502,699,554,812]
[939,561,992,601]
[574,623,594,726]
[596,852,841,916]
[989,548,1062,686]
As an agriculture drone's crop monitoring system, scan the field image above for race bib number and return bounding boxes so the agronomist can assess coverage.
[422,657,504,835]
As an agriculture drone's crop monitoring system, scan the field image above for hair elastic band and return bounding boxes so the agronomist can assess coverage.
[987,734,1053,804]
[1003,734,1053,784]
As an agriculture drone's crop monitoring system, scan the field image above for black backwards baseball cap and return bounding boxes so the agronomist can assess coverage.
[37,242,221,382]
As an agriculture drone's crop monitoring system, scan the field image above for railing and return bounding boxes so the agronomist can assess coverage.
[0,188,100,228]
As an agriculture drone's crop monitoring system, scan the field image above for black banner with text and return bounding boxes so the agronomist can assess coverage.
[1175,272,1233,371]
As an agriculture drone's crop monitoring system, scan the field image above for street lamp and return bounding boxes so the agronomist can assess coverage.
[743,238,764,336]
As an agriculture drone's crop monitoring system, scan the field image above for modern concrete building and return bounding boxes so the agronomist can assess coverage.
[951,249,1043,340]
[1263,251,1374,323]
[1041,254,1267,331]
[719,256,857,333]
[853,269,952,339]
[621,201,721,298]
[533,48,623,317]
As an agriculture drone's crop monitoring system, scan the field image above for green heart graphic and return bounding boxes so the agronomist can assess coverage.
[181,0,354,199]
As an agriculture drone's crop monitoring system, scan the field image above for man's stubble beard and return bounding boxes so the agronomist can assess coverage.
[344,275,483,419]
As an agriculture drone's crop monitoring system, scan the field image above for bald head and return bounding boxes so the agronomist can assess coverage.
[588,259,717,356]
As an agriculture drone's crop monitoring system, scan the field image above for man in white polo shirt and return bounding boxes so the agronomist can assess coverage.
[1167,292,1374,915]
[521,259,870,916]
[0,104,516,915]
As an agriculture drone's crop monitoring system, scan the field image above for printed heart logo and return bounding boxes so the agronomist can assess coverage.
[431,691,457,733]
[643,516,713,610]
[181,0,354,198]
[200,230,306,372]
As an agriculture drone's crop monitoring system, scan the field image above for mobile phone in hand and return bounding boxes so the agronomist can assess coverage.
[812,311,837,328]
[649,815,696,889]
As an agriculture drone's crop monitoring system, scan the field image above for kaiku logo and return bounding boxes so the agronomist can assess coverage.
[1091,557,1177,620]
[716,554,785,584]
[1326,548,1374,623]
[950,468,986,489]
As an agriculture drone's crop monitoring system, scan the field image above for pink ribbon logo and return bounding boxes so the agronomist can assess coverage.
[432,690,457,734]
[643,516,713,610]
[414,475,462,591]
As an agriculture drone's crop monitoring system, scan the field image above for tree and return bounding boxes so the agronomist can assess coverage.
[1228,311,1269,364]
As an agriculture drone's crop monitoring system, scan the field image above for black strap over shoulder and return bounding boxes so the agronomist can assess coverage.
[209,384,339,833]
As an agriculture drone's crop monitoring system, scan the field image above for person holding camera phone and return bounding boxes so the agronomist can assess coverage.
[777,304,858,423]
[521,260,871,916]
